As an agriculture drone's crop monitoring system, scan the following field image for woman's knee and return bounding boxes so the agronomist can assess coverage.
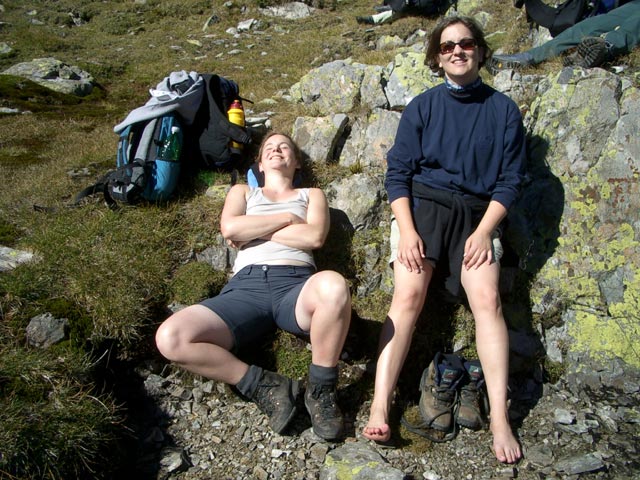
[312,270,351,308]
[467,284,501,313]
[391,282,427,310]
[155,319,182,361]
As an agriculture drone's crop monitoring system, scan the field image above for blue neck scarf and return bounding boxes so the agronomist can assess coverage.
[445,77,483,98]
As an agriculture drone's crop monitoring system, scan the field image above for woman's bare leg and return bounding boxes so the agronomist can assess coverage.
[363,261,432,442]
[295,270,352,367]
[461,263,522,464]
[155,304,249,385]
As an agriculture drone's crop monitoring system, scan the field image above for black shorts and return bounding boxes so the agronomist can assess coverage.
[199,264,315,349]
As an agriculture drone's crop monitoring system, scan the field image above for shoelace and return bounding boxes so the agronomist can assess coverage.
[309,385,338,417]
[254,380,285,415]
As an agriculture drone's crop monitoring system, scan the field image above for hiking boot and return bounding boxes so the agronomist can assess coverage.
[486,52,535,75]
[457,360,486,430]
[356,15,375,25]
[251,371,299,434]
[418,352,466,432]
[304,382,344,440]
[563,37,608,68]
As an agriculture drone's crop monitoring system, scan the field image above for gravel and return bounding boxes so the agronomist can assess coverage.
[121,358,640,479]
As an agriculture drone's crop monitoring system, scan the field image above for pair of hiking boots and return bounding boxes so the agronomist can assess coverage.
[249,370,344,441]
[418,352,487,436]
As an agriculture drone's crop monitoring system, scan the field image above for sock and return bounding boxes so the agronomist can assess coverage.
[309,364,338,386]
[371,10,394,24]
[235,364,263,398]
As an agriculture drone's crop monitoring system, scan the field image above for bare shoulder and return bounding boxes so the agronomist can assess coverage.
[228,183,251,198]
[307,187,327,200]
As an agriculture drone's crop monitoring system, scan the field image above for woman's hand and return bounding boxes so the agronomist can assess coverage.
[226,239,248,249]
[463,200,508,270]
[397,229,425,273]
[463,229,493,270]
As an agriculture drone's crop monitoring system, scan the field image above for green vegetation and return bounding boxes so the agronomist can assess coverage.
[0,340,120,479]
[170,261,228,305]
[1,0,639,477]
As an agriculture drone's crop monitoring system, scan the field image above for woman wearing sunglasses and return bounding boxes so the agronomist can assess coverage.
[363,16,526,464]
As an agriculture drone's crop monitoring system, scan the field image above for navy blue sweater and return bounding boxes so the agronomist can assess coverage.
[385,81,526,211]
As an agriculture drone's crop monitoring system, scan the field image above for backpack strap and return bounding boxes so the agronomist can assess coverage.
[201,73,252,146]
[82,119,159,208]
[74,158,151,209]
[134,118,160,162]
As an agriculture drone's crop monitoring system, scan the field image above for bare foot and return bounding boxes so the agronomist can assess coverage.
[363,409,391,443]
[362,422,391,442]
[490,417,522,464]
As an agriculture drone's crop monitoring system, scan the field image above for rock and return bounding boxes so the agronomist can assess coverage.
[0,245,36,271]
[291,60,366,115]
[158,446,190,474]
[326,173,384,231]
[554,452,605,475]
[0,41,12,55]
[25,313,68,348]
[319,442,406,479]
[292,114,348,163]
[259,2,315,20]
[1,57,94,96]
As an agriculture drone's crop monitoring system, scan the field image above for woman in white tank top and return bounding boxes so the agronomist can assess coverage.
[155,132,351,441]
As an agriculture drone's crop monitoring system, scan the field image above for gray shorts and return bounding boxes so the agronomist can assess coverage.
[199,264,314,349]
[387,216,503,267]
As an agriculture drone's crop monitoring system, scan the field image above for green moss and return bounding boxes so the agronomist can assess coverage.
[543,358,566,384]
[170,262,228,305]
[42,297,93,351]
[274,332,311,380]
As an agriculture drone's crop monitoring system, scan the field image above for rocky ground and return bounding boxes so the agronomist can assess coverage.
[118,353,640,480]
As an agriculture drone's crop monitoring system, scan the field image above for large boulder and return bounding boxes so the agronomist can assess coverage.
[510,67,640,368]
[1,57,94,96]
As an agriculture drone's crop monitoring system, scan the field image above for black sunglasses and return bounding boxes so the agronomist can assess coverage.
[439,38,478,55]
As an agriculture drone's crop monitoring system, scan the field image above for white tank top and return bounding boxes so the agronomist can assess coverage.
[232,188,316,274]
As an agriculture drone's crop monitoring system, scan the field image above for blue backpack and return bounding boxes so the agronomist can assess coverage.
[76,112,183,208]
[76,71,252,208]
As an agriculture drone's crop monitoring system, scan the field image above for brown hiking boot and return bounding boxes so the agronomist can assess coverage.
[457,360,486,430]
[418,352,466,432]
[251,371,299,434]
[563,37,608,68]
[304,382,344,441]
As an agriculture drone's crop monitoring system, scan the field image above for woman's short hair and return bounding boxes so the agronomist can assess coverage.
[257,131,303,166]
[425,15,492,74]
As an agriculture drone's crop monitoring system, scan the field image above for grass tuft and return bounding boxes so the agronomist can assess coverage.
[0,344,121,479]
